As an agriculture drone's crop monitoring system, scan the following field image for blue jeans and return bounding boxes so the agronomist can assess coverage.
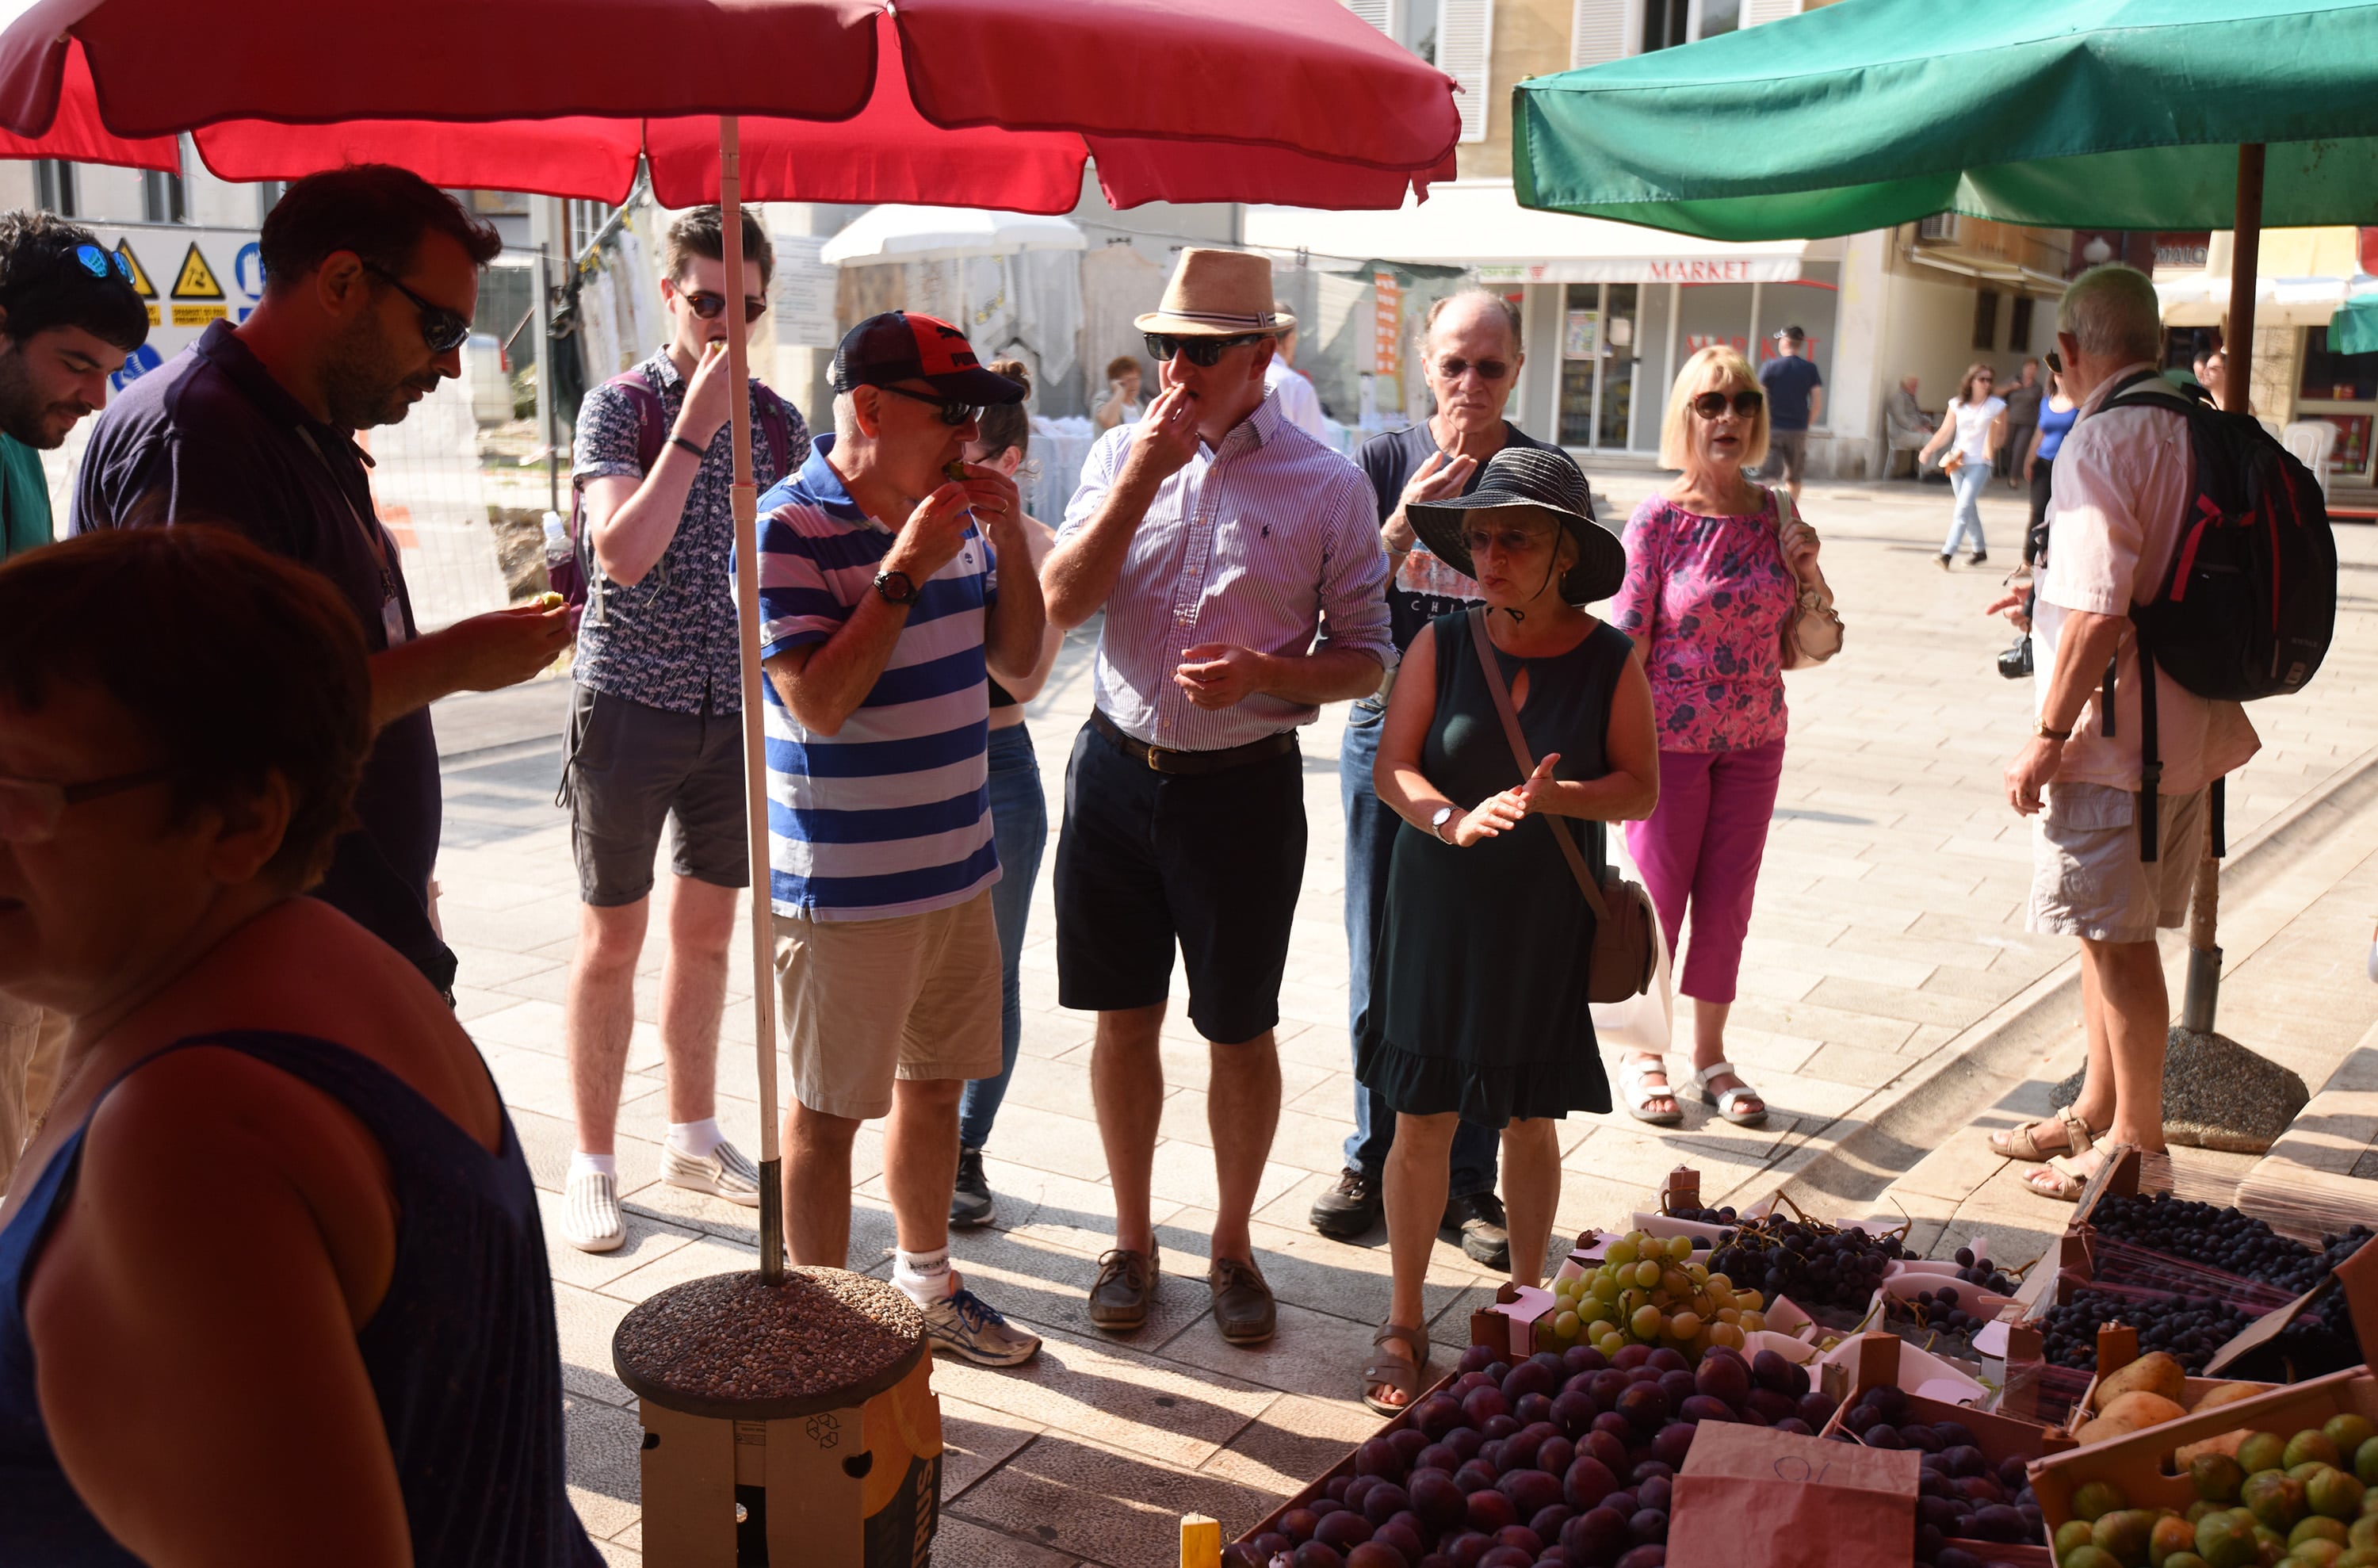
[959,723,1049,1152]
[1340,703,1499,1196]
[1944,463,1990,557]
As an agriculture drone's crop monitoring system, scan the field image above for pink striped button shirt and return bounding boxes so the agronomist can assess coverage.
[1060,390,1395,751]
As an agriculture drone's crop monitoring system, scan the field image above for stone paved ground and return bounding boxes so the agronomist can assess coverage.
[422,472,2378,1566]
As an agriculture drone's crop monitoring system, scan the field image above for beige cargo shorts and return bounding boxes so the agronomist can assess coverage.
[2027,782,2208,944]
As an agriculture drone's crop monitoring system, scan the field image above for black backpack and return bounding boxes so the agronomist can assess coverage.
[2093,371,2338,860]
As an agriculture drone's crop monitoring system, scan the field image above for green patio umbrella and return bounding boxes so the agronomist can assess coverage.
[2332,295,2378,357]
[1512,0,2378,1081]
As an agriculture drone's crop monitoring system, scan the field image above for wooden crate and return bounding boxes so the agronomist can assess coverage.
[2026,1367,2378,1535]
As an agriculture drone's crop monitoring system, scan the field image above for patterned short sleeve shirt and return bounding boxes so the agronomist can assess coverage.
[570,348,809,715]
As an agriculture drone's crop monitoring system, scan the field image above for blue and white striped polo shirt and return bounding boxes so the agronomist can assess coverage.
[753,435,1000,922]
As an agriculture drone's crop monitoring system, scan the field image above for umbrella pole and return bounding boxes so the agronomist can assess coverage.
[719,113,786,1285]
[2180,143,2266,1038]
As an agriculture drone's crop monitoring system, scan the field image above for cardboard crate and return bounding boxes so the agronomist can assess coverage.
[2055,1324,2277,1445]
[2025,1366,2378,1536]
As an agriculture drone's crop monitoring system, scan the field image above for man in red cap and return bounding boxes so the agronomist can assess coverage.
[756,310,1046,1366]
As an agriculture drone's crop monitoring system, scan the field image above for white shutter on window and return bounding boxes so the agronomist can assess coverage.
[1437,0,1496,143]
[1342,0,1394,30]
[1569,0,1626,67]
[1741,0,1800,25]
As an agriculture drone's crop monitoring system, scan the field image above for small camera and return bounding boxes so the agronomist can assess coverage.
[1998,635,2034,680]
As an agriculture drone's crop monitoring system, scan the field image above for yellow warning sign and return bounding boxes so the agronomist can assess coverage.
[114,239,155,299]
[170,243,224,300]
[171,304,228,327]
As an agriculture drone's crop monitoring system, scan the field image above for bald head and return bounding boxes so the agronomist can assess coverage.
[1900,376,1919,395]
[1420,289,1525,436]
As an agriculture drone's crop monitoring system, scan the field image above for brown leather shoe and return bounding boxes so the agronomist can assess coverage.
[1209,1256,1276,1345]
[1088,1245,1159,1333]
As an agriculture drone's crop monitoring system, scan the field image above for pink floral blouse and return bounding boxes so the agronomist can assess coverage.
[1609,490,1797,754]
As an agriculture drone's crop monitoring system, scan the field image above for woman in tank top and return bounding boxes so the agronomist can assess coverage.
[0,528,594,1566]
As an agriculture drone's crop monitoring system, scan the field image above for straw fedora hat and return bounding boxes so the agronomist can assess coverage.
[1134,248,1296,338]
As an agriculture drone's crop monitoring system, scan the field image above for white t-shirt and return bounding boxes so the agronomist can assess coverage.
[1948,395,2006,464]
[1264,358,1330,439]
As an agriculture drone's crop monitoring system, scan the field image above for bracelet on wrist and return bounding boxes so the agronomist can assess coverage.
[2035,721,2072,743]
[669,434,707,461]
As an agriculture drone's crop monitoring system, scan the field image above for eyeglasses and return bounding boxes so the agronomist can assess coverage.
[361,262,472,354]
[1689,389,1764,419]
[0,765,173,844]
[2046,350,2063,374]
[1436,357,1513,382]
[682,289,769,323]
[1144,332,1264,368]
[1461,523,1552,558]
[872,384,982,426]
[74,243,134,285]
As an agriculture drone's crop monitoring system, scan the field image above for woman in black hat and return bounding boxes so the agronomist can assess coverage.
[1354,446,1659,1412]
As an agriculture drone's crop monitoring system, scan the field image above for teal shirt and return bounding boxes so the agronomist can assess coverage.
[0,434,51,560]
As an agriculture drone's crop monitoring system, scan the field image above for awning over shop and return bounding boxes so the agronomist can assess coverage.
[1242,179,1826,285]
[2155,228,2378,327]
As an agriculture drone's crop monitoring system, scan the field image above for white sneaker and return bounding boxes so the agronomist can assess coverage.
[919,1286,1042,1367]
[660,1138,762,1208]
[563,1170,625,1253]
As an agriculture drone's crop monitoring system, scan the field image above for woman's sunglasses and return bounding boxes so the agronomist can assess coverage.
[1144,332,1264,368]
[873,384,982,426]
[683,289,769,323]
[75,243,134,285]
[363,262,472,354]
[1690,389,1764,419]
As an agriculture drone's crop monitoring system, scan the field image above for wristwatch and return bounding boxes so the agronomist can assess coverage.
[873,568,920,607]
[1432,805,1458,843]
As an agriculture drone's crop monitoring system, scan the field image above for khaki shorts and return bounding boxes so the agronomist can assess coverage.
[2027,782,2207,944]
[774,890,1003,1121]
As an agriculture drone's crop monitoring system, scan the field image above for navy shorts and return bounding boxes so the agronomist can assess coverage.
[563,685,749,906]
[1053,720,1307,1045]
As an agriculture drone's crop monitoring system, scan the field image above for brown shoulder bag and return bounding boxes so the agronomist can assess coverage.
[1466,608,1656,1003]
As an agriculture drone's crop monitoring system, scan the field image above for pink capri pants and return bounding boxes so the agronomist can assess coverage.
[1623,737,1786,1004]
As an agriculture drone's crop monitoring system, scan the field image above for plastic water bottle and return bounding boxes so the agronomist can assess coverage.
[541,510,569,568]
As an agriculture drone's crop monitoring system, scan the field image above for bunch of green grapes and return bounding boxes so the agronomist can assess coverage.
[1539,1230,1771,1361]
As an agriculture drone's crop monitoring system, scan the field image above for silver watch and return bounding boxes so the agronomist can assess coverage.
[1432,805,1457,843]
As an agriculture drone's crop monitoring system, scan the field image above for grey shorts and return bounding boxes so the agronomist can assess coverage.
[1763,427,1809,484]
[564,684,749,907]
[2027,782,2207,944]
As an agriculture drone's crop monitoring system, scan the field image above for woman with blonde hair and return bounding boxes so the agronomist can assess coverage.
[1918,362,2006,568]
[1608,346,1819,1128]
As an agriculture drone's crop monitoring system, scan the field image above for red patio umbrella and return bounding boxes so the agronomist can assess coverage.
[0,0,1459,1282]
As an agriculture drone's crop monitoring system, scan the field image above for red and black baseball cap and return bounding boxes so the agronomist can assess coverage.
[828,311,1027,404]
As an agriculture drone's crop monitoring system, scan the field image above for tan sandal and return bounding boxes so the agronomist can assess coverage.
[1990,1105,2096,1164]
[1362,1321,1429,1415]
[2023,1149,2097,1202]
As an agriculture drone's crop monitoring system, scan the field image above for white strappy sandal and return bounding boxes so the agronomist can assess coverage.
[1691,1061,1768,1127]
[1620,1055,1684,1126]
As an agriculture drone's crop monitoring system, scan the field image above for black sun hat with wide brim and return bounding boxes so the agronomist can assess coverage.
[1406,446,1625,605]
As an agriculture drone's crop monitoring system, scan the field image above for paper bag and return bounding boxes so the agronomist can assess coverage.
[1591,828,1673,1053]
[1669,1422,1919,1568]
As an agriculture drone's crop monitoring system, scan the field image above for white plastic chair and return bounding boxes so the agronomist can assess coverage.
[2282,420,2338,499]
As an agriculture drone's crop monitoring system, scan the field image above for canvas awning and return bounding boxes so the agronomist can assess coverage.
[2155,228,2376,327]
[1241,179,1826,284]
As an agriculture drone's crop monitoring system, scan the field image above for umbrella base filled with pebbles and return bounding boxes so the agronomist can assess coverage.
[614,1270,941,1566]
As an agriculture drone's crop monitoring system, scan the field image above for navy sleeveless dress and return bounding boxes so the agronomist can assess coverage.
[0,1031,598,1565]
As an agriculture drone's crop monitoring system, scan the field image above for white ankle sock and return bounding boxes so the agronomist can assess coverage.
[667,1118,724,1158]
[569,1152,617,1182]
[893,1247,955,1305]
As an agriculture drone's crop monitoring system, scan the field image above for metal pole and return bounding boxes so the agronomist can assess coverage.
[537,242,557,517]
[720,116,786,1285]
[2183,143,2265,1038]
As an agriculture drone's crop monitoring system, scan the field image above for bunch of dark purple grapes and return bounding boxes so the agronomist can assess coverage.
[1706,1219,1906,1313]
[1949,1247,2013,1296]
[2086,1193,2334,1294]
[1883,1284,1986,1341]
[1221,1338,1838,1568]
[1826,1386,2042,1568]
[2263,1224,2378,1375]
[1666,1207,1738,1226]
[2039,1286,2254,1372]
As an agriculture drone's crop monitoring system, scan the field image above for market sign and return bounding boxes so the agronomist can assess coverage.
[1476,256,1802,285]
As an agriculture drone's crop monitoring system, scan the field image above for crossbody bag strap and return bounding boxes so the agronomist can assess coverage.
[1465,606,1611,922]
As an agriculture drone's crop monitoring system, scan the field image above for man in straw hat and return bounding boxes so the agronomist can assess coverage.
[1043,248,1394,1346]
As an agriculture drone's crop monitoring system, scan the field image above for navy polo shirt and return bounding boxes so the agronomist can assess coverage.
[70,319,454,992]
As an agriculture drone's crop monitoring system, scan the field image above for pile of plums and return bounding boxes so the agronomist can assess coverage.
[1222,1339,1839,1568]
[1823,1384,2043,1568]
[2039,1286,2255,1374]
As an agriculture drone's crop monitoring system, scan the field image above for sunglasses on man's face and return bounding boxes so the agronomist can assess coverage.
[363,262,472,354]
[1690,388,1764,419]
[74,243,133,285]
[2046,350,2063,374]
[1144,332,1264,368]
[682,289,769,323]
[1436,356,1512,382]
[873,384,982,426]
